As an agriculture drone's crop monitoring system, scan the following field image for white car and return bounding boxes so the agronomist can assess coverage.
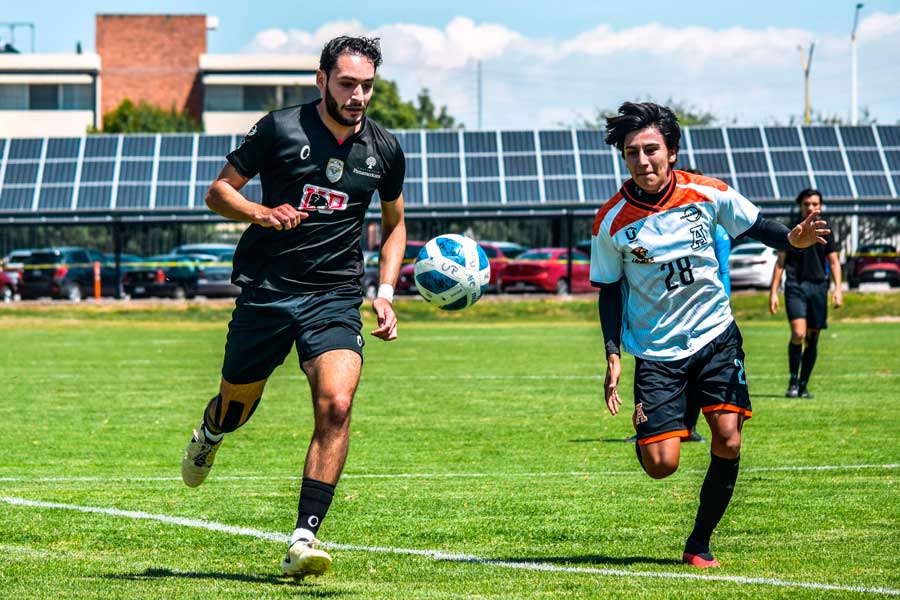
[728,242,779,289]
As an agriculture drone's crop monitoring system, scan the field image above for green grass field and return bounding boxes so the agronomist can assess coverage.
[1,294,899,598]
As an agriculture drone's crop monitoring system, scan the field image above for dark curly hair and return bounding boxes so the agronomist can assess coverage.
[319,36,383,76]
[604,102,681,155]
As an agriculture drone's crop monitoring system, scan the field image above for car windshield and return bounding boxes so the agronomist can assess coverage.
[859,244,895,254]
[26,252,61,264]
[516,251,554,261]
[732,245,766,256]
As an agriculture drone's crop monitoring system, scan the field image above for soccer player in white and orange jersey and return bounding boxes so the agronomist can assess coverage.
[591,102,829,568]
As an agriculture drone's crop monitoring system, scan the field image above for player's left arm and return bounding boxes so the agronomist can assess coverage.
[828,251,843,308]
[371,193,406,341]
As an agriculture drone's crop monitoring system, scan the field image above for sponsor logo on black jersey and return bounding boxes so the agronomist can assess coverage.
[325,158,344,183]
[630,246,655,264]
[352,155,382,179]
[300,145,311,160]
[299,184,349,214]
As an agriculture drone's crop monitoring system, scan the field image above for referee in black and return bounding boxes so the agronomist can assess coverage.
[180,36,407,579]
[769,189,843,398]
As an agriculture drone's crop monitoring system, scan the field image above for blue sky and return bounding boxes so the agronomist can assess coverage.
[4,1,900,128]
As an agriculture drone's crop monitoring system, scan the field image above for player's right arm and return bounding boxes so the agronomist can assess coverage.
[769,252,786,315]
[205,164,307,229]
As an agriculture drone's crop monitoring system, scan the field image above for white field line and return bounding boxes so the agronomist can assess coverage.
[367,373,899,380]
[0,463,896,484]
[1,495,898,596]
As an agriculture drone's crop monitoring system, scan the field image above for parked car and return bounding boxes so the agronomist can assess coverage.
[479,241,530,290]
[193,252,240,297]
[2,248,34,291]
[389,241,428,294]
[360,253,380,299]
[845,243,900,288]
[123,254,205,299]
[171,243,237,259]
[728,242,779,289]
[1,270,15,302]
[19,247,120,300]
[498,247,592,294]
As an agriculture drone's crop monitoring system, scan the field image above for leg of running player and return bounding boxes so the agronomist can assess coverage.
[683,411,744,567]
[282,349,361,578]
[786,317,806,396]
[798,327,820,397]
[638,437,681,479]
[181,378,267,488]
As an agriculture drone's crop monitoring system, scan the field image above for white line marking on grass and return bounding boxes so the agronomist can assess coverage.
[0,464,896,484]
[1,495,898,596]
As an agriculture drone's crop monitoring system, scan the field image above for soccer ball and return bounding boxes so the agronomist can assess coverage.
[413,235,490,310]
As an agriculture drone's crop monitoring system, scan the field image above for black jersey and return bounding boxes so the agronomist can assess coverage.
[226,100,405,294]
[784,217,836,283]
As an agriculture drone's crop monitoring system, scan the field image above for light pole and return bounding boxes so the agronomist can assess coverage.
[851,3,864,125]
[797,41,816,125]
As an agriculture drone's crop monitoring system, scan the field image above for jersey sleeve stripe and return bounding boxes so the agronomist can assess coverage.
[592,193,623,236]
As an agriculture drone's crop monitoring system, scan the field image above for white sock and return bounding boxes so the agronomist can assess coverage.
[290,527,317,545]
[201,424,223,443]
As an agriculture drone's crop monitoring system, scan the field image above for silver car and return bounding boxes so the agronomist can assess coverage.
[729,242,779,289]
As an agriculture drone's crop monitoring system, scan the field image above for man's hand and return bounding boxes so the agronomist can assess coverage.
[371,297,398,341]
[769,291,780,315]
[787,210,830,248]
[833,287,843,308]
[604,353,622,416]
[256,203,308,230]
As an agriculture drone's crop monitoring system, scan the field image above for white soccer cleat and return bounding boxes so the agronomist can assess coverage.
[181,427,221,488]
[281,534,332,579]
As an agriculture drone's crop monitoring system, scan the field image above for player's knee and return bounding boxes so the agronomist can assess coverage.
[712,432,742,459]
[203,393,261,434]
[790,332,805,345]
[805,330,820,347]
[315,393,354,429]
[644,460,678,479]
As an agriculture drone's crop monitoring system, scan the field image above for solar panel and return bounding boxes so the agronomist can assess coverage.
[467,180,502,204]
[726,128,763,149]
[1,126,898,220]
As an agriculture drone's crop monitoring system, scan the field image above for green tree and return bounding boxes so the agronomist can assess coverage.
[367,78,461,129]
[97,99,202,133]
[415,88,458,129]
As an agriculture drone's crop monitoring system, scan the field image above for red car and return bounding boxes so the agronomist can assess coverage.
[397,240,529,294]
[498,247,592,294]
[385,241,426,294]
[845,243,900,288]
[1,270,15,302]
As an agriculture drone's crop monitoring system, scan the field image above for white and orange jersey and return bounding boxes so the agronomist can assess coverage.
[590,170,760,361]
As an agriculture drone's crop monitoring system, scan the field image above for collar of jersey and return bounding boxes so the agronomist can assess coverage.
[621,174,675,211]
[306,99,369,148]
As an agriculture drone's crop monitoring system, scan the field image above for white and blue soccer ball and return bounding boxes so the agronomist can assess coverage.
[414,234,490,310]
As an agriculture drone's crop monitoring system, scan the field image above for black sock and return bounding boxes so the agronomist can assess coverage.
[688,453,740,550]
[788,343,802,383]
[295,477,335,535]
[799,335,819,388]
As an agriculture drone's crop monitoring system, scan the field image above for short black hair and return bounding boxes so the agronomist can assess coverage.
[319,36,383,76]
[604,102,681,155]
[795,188,823,204]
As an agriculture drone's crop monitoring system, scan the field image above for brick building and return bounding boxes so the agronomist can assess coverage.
[0,14,318,137]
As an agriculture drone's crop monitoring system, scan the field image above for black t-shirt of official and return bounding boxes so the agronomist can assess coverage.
[226,100,405,294]
[784,216,836,283]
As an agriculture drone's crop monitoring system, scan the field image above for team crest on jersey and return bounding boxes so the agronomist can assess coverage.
[299,184,349,214]
[680,206,701,222]
[325,158,344,183]
[630,246,654,264]
[690,225,709,250]
[625,227,638,242]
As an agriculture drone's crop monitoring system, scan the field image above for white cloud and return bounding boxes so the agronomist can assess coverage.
[244,13,900,128]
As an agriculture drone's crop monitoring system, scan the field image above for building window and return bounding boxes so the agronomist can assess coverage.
[243,86,278,111]
[0,84,93,110]
[204,84,318,111]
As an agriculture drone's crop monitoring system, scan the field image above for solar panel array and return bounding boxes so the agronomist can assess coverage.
[1,125,899,216]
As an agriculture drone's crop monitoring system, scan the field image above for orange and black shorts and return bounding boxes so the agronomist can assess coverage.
[632,321,752,446]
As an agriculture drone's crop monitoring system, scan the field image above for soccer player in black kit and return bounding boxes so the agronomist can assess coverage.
[769,189,843,398]
[181,36,407,579]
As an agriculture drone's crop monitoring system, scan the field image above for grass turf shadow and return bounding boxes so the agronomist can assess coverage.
[103,567,347,595]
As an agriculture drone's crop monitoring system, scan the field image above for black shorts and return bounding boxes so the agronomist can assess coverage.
[221,285,364,384]
[784,280,829,329]
[632,321,752,446]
